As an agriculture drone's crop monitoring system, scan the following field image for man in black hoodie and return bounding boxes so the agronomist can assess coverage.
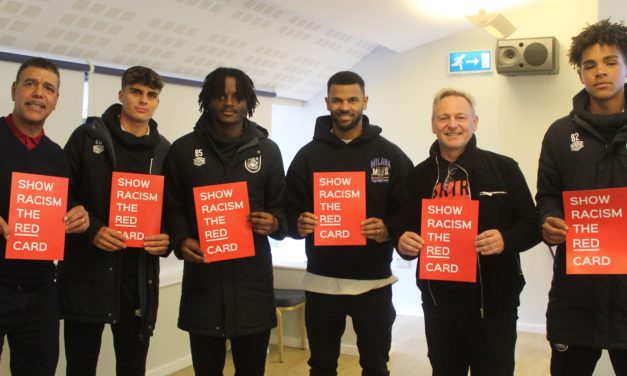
[59,66,170,375]
[286,71,413,376]
[536,19,627,376]
[164,67,286,375]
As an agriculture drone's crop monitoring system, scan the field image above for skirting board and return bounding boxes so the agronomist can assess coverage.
[146,355,192,376]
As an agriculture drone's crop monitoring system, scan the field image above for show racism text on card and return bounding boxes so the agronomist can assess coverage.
[419,198,478,282]
[6,172,68,260]
[563,187,627,274]
[194,181,254,262]
[109,172,164,248]
[314,171,366,246]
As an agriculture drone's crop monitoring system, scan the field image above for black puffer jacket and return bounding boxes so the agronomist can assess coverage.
[58,104,170,339]
[163,114,286,337]
[536,85,627,348]
[391,136,539,315]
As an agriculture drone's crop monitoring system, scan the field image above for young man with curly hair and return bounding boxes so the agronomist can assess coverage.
[536,19,627,375]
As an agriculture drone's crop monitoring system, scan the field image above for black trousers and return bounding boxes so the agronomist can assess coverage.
[64,276,149,376]
[422,302,518,376]
[0,282,59,376]
[305,285,396,376]
[550,343,627,376]
[189,330,271,376]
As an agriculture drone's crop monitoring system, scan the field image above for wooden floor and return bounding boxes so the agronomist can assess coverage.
[169,315,550,375]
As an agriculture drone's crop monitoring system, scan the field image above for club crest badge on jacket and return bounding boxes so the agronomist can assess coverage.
[245,155,261,173]
[92,140,104,154]
[193,149,206,167]
[570,132,584,152]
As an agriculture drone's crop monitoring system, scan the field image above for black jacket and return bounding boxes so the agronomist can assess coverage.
[286,115,413,279]
[390,136,539,315]
[163,114,286,337]
[58,104,171,339]
[536,86,627,348]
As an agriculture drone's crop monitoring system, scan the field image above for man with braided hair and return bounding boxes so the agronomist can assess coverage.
[164,67,286,375]
[536,19,627,375]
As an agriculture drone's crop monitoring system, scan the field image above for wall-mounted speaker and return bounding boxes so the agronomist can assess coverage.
[496,37,559,75]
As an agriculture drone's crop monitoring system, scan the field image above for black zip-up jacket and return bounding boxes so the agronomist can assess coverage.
[58,104,170,339]
[536,85,627,349]
[390,136,539,315]
[286,115,413,279]
[163,114,286,337]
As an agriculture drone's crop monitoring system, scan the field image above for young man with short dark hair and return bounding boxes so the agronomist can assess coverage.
[287,71,413,375]
[537,19,627,375]
[59,66,170,375]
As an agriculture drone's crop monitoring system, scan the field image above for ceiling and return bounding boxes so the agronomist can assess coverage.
[0,0,516,101]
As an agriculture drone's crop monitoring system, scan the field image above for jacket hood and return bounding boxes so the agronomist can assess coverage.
[571,84,627,133]
[100,103,160,134]
[193,111,268,144]
[312,115,382,145]
[100,103,160,150]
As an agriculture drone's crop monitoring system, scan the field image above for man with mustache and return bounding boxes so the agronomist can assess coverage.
[286,71,413,375]
[0,57,89,376]
[536,19,627,375]
[58,66,170,375]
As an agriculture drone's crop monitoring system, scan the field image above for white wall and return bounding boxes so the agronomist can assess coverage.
[599,0,624,20]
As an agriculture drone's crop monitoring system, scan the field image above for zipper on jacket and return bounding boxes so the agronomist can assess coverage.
[478,191,507,197]
[432,156,483,317]
[478,254,485,319]
[452,161,482,317]
[515,254,524,276]
[427,280,437,306]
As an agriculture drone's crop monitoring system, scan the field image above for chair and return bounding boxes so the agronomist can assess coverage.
[274,288,306,363]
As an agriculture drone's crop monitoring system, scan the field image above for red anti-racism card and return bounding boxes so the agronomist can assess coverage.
[109,172,164,248]
[6,172,68,261]
[563,187,627,274]
[419,198,478,283]
[314,171,366,246]
[193,181,255,262]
